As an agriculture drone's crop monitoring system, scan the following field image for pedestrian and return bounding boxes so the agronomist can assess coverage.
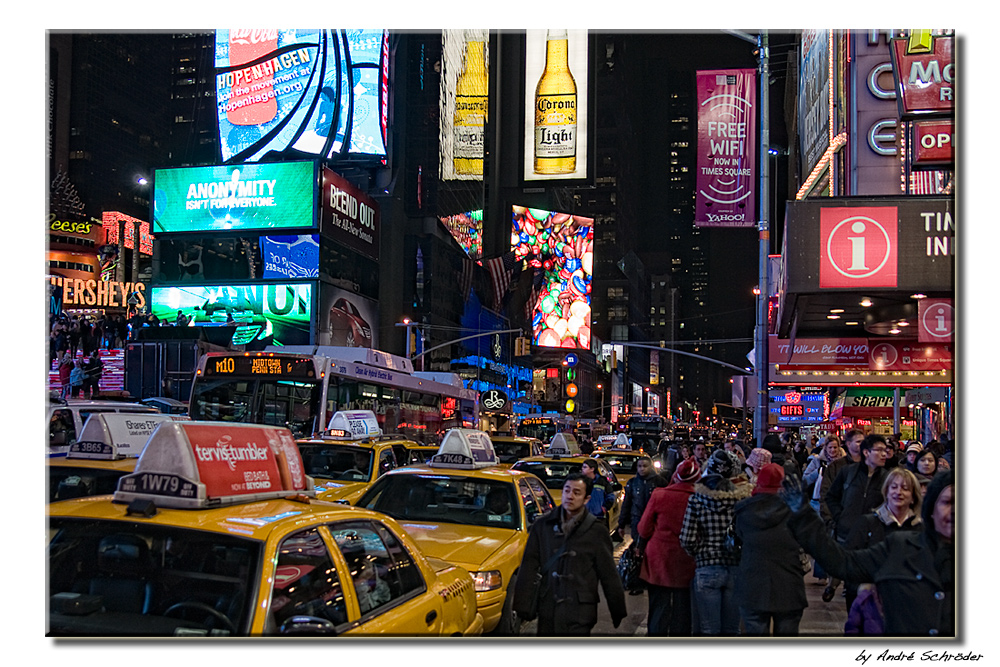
[83,351,103,399]
[909,449,938,492]
[692,441,709,471]
[69,359,86,399]
[792,438,810,469]
[824,433,890,610]
[615,455,665,589]
[581,458,613,524]
[512,472,627,636]
[819,429,865,527]
[68,318,81,358]
[733,463,808,636]
[763,433,801,479]
[744,447,772,487]
[801,436,844,586]
[903,442,922,470]
[637,457,700,636]
[781,469,954,637]
[679,449,751,636]
[58,352,75,400]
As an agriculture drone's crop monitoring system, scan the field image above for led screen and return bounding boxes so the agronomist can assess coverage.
[150,283,313,348]
[216,29,388,164]
[523,30,589,182]
[261,234,320,279]
[768,390,828,425]
[152,161,316,234]
[440,209,483,259]
[512,206,593,349]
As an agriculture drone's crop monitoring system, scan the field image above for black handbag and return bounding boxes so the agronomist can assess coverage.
[724,517,742,558]
[617,546,643,591]
[524,542,569,621]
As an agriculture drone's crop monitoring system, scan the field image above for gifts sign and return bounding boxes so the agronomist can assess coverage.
[695,69,757,228]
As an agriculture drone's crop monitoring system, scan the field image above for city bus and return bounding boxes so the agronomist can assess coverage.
[626,414,669,454]
[516,415,570,445]
[188,346,478,443]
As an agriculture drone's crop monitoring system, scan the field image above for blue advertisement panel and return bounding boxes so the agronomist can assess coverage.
[260,234,320,279]
[215,29,388,164]
[768,390,828,425]
[152,161,316,234]
[150,282,314,348]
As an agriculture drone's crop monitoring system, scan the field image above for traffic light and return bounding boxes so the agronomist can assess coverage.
[514,336,531,356]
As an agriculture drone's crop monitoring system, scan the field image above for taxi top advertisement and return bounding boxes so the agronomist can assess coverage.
[152,161,317,235]
[76,412,175,457]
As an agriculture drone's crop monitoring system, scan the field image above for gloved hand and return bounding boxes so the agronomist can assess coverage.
[778,474,806,513]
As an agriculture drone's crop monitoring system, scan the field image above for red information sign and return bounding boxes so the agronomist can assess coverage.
[819,206,898,289]
[868,341,952,372]
[918,298,953,343]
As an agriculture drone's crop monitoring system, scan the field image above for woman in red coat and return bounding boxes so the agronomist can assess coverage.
[637,456,700,636]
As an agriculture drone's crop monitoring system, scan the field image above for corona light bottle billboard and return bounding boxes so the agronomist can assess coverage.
[453,30,488,176]
[533,29,577,174]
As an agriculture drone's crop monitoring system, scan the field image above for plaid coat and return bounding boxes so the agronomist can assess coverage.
[678,478,752,568]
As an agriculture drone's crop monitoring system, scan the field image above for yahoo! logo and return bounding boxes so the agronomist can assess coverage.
[819,207,898,289]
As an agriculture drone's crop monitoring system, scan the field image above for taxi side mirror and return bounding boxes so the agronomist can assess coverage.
[279,616,337,636]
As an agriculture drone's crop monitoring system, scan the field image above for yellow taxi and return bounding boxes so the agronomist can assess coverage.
[594,444,650,489]
[48,412,177,502]
[355,429,557,636]
[509,432,624,531]
[295,411,421,505]
[47,420,483,637]
[488,434,543,469]
[398,443,440,465]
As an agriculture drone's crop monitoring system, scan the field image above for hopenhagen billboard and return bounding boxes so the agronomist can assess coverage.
[215,29,389,164]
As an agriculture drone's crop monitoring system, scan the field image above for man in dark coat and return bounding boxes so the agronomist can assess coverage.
[512,472,627,636]
[824,433,890,611]
[615,455,665,545]
[733,463,808,636]
[781,470,954,637]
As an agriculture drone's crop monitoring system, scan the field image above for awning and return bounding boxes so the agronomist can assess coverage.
[829,388,910,420]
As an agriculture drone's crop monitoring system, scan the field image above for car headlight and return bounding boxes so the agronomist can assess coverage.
[471,570,503,592]
[653,460,662,469]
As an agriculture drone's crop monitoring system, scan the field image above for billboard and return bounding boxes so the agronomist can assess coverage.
[523,30,589,182]
[768,390,828,425]
[695,69,757,228]
[798,30,831,177]
[320,166,380,261]
[150,282,313,347]
[260,234,320,280]
[215,29,389,164]
[152,161,317,234]
[320,285,379,349]
[440,209,483,259]
[512,206,593,349]
[440,29,488,181]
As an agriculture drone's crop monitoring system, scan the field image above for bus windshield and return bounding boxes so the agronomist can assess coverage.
[516,420,559,443]
[189,377,321,439]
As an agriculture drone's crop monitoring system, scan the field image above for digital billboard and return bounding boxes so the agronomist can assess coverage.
[152,161,316,234]
[321,285,379,349]
[215,29,389,164]
[512,206,593,349]
[523,30,590,182]
[440,209,483,259]
[768,390,828,425]
[150,282,313,348]
[260,234,320,280]
[440,29,489,181]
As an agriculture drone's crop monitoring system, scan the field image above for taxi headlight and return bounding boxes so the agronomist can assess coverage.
[472,570,503,592]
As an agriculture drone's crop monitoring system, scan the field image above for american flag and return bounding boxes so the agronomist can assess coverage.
[459,256,475,303]
[525,268,544,321]
[484,250,519,311]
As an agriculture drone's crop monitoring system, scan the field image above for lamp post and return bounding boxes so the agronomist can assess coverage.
[597,383,605,423]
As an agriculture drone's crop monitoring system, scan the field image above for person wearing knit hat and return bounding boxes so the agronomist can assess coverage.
[781,469,955,636]
[733,462,807,635]
[679,449,752,635]
[637,457,700,636]
[904,442,923,469]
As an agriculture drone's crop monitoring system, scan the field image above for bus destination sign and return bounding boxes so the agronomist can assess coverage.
[205,355,316,379]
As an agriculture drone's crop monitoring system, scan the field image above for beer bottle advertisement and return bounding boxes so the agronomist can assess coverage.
[523,30,589,182]
[440,29,489,181]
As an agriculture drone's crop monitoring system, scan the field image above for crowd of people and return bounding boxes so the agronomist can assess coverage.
[513,429,955,638]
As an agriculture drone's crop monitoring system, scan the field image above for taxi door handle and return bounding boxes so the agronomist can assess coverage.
[425,610,437,625]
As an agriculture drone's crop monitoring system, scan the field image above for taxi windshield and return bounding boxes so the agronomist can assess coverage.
[358,475,519,529]
[49,466,129,502]
[596,454,638,474]
[510,460,583,490]
[492,440,532,464]
[297,442,374,482]
[48,518,262,637]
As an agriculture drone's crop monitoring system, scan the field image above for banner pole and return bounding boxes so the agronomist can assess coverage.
[754,31,771,447]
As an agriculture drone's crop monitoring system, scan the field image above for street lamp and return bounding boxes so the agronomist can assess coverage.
[596,383,605,423]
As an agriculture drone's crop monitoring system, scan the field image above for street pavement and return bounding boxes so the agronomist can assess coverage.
[519,533,849,638]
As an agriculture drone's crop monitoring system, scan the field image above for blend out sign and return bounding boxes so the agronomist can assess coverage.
[152,161,316,234]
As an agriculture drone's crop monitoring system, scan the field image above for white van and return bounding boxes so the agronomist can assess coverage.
[48,399,161,457]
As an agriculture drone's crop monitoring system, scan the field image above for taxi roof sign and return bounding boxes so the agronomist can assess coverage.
[114,421,314,509]
[612,433,632,449]
[547,432,581,457]
[67,440,124,460]
[77,412,175,458]
[325,410,381,439]
[429,428,499,469]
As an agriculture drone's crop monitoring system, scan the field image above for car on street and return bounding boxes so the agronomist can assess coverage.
[355,429,557,636]
[488,435,542,468]
[47,420,484,637]
[48,398,162,458]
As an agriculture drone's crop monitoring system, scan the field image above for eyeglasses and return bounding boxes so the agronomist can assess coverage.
[872,447,888,454]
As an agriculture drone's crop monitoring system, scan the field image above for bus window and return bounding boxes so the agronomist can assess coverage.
[190,379,254,422]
